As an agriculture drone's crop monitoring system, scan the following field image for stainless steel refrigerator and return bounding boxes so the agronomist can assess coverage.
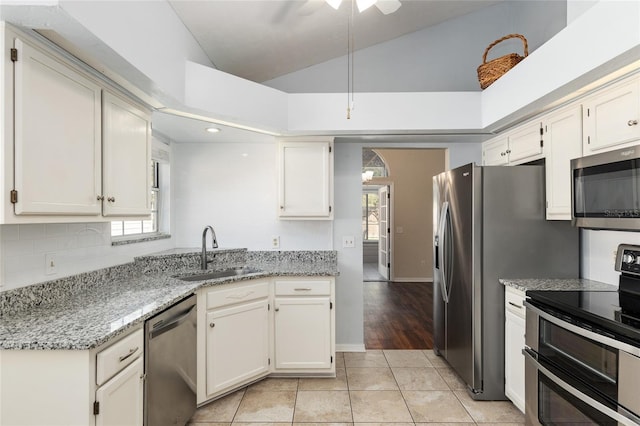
[432,163,579,400]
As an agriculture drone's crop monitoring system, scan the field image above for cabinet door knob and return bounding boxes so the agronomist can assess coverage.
[629,119,639,126]
[275,308,279,312]
[500,152,505,156]
[209,322,215,328]
[107,197,115,202]
[506,149,511,154]
[97,195,104,201]
[280,206,284,210]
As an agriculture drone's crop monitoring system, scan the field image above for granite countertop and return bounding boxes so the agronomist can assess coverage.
[499,278,617,293]
[0,249,338,351]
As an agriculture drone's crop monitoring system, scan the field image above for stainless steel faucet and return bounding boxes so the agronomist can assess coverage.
[201,226,218,270]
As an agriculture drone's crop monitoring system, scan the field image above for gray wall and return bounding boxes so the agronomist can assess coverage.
[263,1,567,93]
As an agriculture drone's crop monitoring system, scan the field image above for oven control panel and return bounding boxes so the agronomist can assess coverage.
[616,244,640,275]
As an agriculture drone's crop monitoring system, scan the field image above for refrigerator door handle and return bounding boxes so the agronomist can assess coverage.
[438,201,450,303]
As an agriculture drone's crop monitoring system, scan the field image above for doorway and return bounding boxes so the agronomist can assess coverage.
[361,147,446,350]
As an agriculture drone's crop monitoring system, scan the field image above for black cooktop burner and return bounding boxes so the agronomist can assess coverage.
[527,287,640,347]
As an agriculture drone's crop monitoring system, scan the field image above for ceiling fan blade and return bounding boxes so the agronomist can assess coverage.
[375,0,401,15]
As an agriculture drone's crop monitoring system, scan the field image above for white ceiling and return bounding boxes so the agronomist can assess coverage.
[168,0,503,83]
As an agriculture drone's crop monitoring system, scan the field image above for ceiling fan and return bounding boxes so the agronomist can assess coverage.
[326,0,402,15]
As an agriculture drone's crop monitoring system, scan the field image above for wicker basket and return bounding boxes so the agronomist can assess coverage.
[477,34,528,89]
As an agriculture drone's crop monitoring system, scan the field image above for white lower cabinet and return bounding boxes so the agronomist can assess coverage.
[0,327,144,426]
[197,277,335,404]
[205,299,270,395]
[95,357,144,426]
[504,287,526,413]
[274,297,332,370]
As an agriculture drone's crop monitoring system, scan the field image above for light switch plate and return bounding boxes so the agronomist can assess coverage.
[342,236,355,248]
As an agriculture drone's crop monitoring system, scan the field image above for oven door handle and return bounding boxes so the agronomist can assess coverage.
[524,301,640,357]
[524,349,640,426]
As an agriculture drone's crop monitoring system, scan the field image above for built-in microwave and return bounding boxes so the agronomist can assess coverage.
[571,144,640,230]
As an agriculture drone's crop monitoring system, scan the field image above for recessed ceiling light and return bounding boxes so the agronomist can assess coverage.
[206,127,221,133]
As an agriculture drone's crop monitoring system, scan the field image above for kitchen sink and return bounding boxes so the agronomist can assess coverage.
[174,267,263,282]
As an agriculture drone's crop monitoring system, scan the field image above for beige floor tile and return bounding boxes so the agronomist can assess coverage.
[475,423,525,426]
[383,350,432,367]
[414,423,474,426]
[335,352,346,368]
[190,389,245,422]
[233,423,292,426]
[402,390,474,423]
[422,350,449,368]
[346,367,398,390]
[344,350,389,367]
[350,390,413,423]
[234,390,296,422]
[247,377,299,392]
[454,390,525,423]
[189,423,231,426]
[294,424,352,426]
[436,366,468,390]
[392,367,449,391]
[299,368,348,390]
[355,423,415,426]
[293,390,353,422]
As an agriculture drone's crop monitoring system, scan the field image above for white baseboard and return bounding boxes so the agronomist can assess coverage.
[391,277,433,283]
[336,344,366,352]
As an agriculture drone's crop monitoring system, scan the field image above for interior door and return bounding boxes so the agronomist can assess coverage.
[378,186,390,280]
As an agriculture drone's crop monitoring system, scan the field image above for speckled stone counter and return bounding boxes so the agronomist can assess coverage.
[499,278,617,293]
[0,249,338,350]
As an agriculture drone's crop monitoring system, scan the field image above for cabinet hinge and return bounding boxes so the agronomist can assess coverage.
[329,146,332,153]
[539,126,543,136]
[10,48,17,62]
[268,358,271,365]
[331,355,334,364]
[330,302,333,309]
[10,190,17,204]
[93,401,100,415]
[587,108,590,117]
[387,262,390,268]
[587,136,591,145]
[268,303,270,311]
[329,206,332,213]
[387,227,390,234]
[540,140,543,148]
[387,192,390,199]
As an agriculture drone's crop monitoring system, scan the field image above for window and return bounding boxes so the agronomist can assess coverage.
[111,160,160,237]
[362,190,380,241]
[362,148,387,182]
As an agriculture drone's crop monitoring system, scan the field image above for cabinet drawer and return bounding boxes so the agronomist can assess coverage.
[206,281,270,309]
[97,329,143,386]
[505,287,526,319]
[275,280,331,296]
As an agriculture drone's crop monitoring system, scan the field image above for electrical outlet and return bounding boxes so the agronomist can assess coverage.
[342,236,355,248]
[45,253,57,275]
[272,236,280,249]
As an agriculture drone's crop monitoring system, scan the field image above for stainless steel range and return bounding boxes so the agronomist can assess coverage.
[524,244,640,425]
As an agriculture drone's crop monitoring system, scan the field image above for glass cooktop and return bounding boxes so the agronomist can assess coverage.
[527,288,640,346]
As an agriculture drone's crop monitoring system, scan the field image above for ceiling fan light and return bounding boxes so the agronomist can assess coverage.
[375,0,401,15]
[325,0,343,10]
[356,0,377,12]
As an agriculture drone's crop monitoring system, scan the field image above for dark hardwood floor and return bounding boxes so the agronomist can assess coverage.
[364,281,434,350]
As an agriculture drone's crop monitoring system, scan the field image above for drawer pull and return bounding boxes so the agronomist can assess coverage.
[508,301,523,309]
[628,119,638,126]
[225,291,255,300]
[210,322,215,328]
[275,308,280,312]
[294,288,312,291]
[118,347,139,362]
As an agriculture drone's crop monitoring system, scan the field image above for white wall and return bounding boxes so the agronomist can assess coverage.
[171,140,333,250]
[0,222,174,291]
[264,1,566,93]
[581,229,640,285]
[567,1,598,24]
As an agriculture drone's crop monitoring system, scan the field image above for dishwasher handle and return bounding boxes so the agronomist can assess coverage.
[149,305,196,340]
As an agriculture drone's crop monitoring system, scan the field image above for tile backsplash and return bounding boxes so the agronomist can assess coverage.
[0,222,174,291]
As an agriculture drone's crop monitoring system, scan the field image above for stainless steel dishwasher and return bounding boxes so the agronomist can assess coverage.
[145,294,197,426]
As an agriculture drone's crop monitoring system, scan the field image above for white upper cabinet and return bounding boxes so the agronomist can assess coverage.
[482,122,543,166]
[278,139,333,219]
[102,92,151,217]
[507,121,543,164]
[12,38,102,216]
[583,76,640,155]
[542,105,583,220]
[482,135,509,166]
